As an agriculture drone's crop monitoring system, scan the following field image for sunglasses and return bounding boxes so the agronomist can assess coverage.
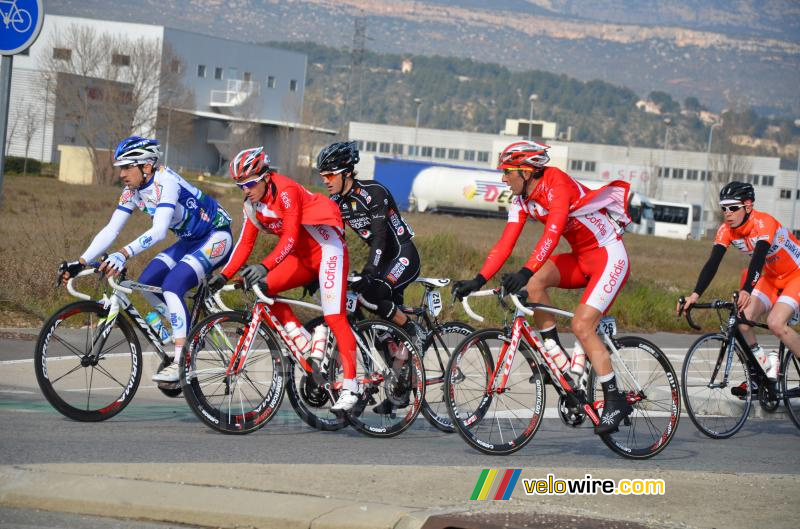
[720,205,744,213]
[320,172,339,182]
[236,175,264,189]
[502,168,532,176]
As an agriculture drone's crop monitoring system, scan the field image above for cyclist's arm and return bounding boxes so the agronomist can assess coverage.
[692,244,727,296]
[364,188,390,273]
[478,207,526,280]
[220,210,259,279]
[121,176,179,257]
[522,189,570,274]
[79,207,132,263]
[741,240,770,294]
[261,187,302,271]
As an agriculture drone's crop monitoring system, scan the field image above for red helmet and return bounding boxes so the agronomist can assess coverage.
[230,147,270,182]
[497,140,550,170]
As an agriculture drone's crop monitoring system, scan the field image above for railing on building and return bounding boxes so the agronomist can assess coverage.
[210,80,261,107]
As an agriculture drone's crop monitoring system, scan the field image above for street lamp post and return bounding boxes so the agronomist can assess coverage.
[700,122,722,238]
[528,93,538,140]
[412,98,421,158]
[659,118,672,200]
[163,89,174,167]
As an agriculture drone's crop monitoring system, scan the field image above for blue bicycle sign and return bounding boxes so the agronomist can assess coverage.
[0,0,43,55]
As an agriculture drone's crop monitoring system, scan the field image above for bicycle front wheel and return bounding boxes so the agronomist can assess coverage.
[681,333,750,439]
[340,320,426,438]
[781,348,800,430]
[34,301,142,421]
[445,329,545,455]
[420,321,474,433]
[181,311,286,434]
[593,336,681,459]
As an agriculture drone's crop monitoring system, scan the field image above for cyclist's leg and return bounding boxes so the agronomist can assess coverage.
[138,256,174,318]
[739,275,773,348]
[525,256,567,333]
[263,253,317,329]
[767,273,800,357]
[306,225,358,411]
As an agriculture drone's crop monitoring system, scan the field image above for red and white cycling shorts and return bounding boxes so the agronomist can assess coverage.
[550,239,630,314]
[752,268,800,313]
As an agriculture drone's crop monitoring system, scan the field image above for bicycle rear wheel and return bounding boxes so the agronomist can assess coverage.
[338,320,426,438]
[181,311,285,434]
[420,321,473,433]
[781,348,800,430]
[445,329,545,455]
[592,336,680,459]
[34,301,142,421]
[681,333,750,439]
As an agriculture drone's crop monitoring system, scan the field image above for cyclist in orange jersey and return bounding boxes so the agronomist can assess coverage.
[679,181,800,388]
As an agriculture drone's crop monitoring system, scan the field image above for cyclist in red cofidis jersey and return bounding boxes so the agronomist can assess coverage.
[207,147,360,412]
[452,140,633,435]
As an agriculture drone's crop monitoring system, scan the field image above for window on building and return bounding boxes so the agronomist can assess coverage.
[659,167,670,178]
[197,64,206,78]
[289,79,298,92]
[751,174,760,185]
[570,160,583,171]
[392,144,404,155]
[421,146,433,157]
[214,67,223,80]
[379,142,391,154]
[762,175,775,187]
[686,169,697,180]
[365,141,377,152]
[111,53,131,67]
[53,48,71,61]
[584,161,596,172]
[243,71,252,82]
[672,168,684,179]
[434,147,446,158]
[477,151,489,162]
[780,189,792,199]
[267,76,276,88]
[464,150,476,161]
[796,189,800,200]
[448,148,460,160]
[355,140,364,150]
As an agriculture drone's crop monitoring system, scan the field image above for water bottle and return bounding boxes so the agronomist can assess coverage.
[543,338,569,374]
[309,325,329,361]
[767,350,779,380]
[284,321,311,355]
[569,341,586,376]
[145,311,171,344]
[388,340,409,361]
[752,344,770,372]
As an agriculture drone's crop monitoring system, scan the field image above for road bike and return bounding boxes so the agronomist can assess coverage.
[180,282,426,436]
[305,276,474,433]
[0,0,32,33]
[679,294,800,437]
[444,289,681,459]
[34,265,221,421]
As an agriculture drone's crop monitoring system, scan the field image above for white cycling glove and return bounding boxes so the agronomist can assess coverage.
[103,252,127,274]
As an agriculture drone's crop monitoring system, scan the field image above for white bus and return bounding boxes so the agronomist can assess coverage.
[650,199,694,239]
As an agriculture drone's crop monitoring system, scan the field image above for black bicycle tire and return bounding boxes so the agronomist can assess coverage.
[597,336,681,459]
[420,321,474,433]
[180,311,286,434]
[445,328,544,455]
[34,300,142,421]
[681,333,750,439]
[781,347,800,431]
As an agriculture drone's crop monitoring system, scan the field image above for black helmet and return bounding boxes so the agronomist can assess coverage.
[719,181,755,204]
[317,141,359,175]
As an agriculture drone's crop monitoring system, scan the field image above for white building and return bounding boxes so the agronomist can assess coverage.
[8,14,332,174]
[348,121,792,232]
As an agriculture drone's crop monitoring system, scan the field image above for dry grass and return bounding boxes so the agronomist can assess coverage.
[0,175,748,331]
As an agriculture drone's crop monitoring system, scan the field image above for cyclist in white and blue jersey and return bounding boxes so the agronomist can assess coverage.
[59,136,233,382]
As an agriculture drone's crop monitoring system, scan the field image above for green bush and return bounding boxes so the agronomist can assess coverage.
[4,156,42,174]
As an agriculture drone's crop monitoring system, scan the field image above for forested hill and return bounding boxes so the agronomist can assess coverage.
[277,42,800,160]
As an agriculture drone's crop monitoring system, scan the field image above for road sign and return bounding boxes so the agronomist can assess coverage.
[0,0,44,55]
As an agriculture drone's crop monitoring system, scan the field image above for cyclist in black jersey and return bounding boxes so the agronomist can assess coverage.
[317,141,426,414]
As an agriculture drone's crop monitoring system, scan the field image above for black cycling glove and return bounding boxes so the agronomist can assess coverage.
[501,268,533,294]
[206,273,228,294]
[241,264,268,290]
[452,274,487,300]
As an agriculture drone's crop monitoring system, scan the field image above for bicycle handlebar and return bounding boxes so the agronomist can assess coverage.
[107,275,133,295]
[252,282,324,313]
[212,284,239,312]
[679,294,738,331]
[460,288,497,322]
[65,268,98,301]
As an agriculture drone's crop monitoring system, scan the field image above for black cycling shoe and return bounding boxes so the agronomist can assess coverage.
[594,397,633,435]
[529,364,552,385]
[730,380,758,399]
[372,395,410,415]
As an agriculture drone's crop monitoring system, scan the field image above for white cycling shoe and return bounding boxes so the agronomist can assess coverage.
[152,362,180,383]
[331,389,359,412]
